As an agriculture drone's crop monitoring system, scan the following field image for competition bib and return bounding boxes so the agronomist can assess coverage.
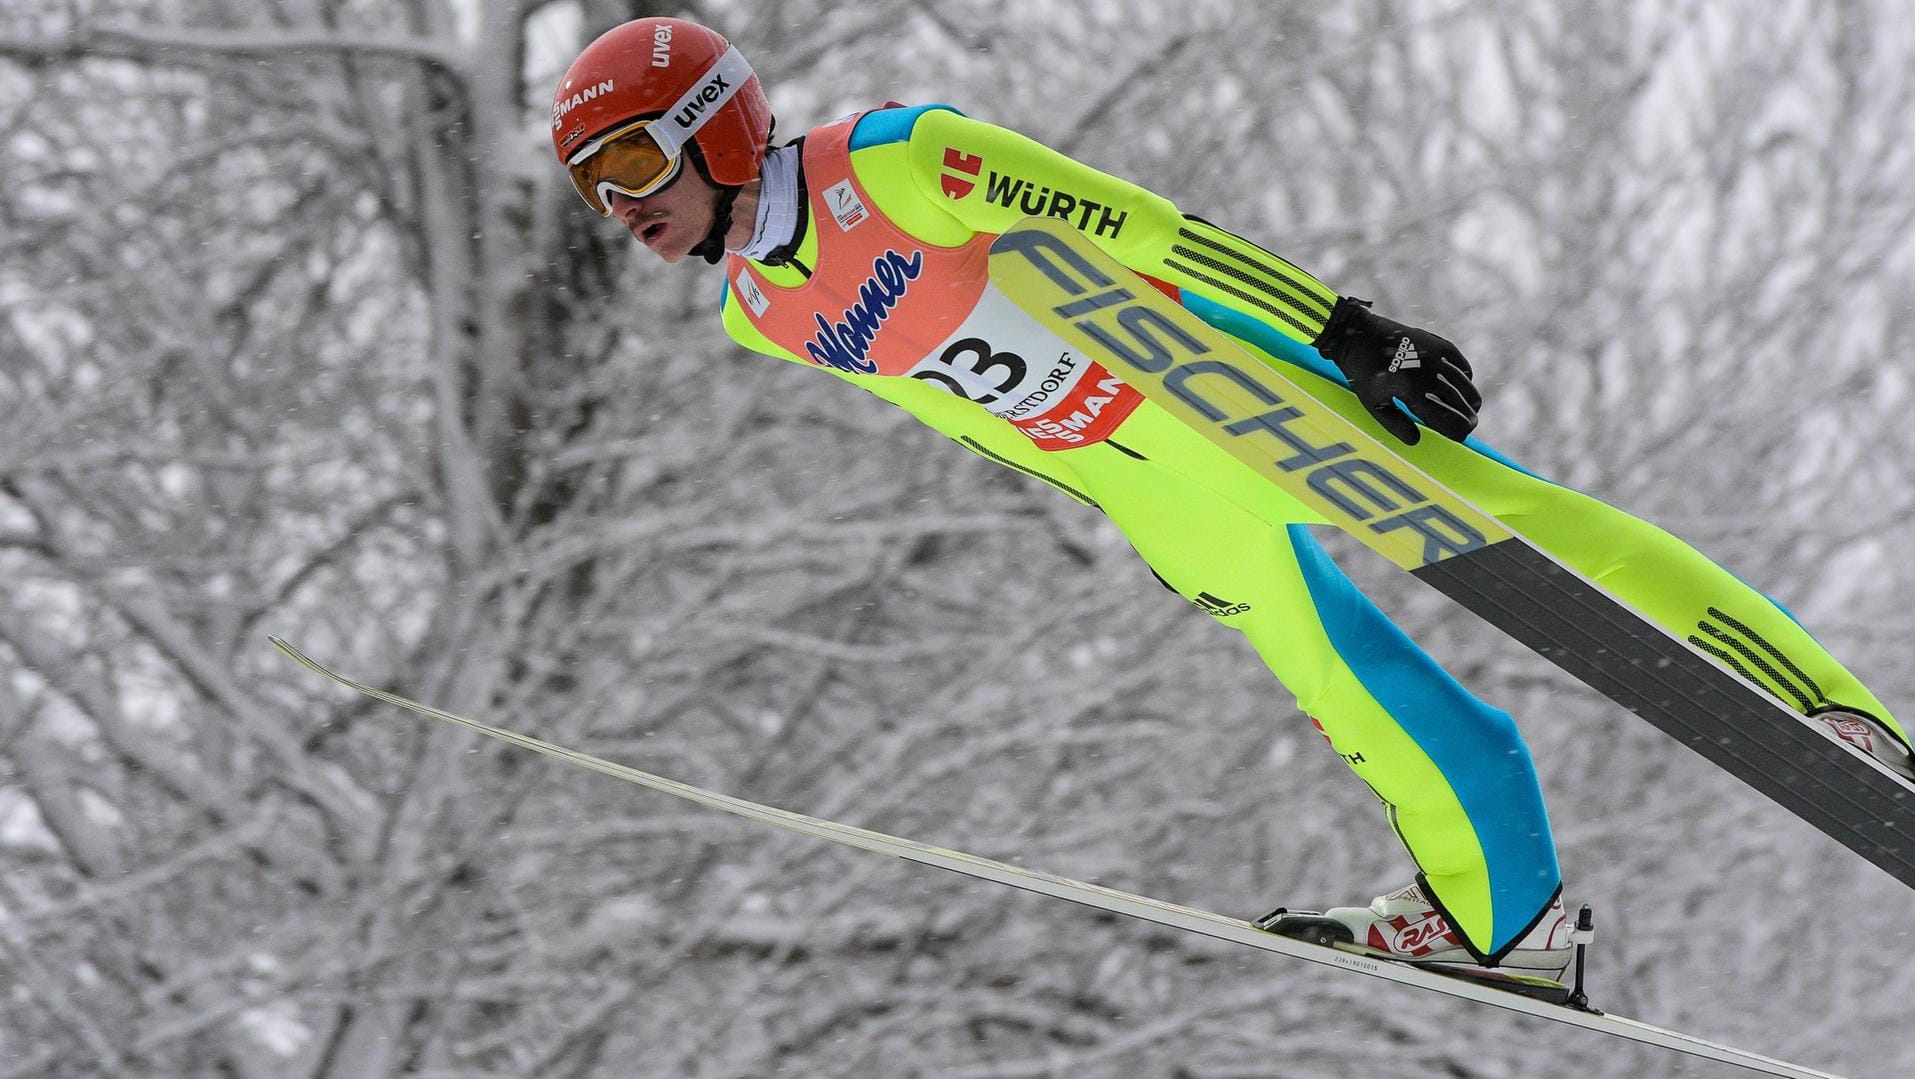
[902,280,1140,450]
[727,109,1142,451]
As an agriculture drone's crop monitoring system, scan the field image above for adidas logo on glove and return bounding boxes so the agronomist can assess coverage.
[1388,336,1421,372]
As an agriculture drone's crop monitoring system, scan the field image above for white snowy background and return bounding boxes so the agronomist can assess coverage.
[3,1,1913,1077]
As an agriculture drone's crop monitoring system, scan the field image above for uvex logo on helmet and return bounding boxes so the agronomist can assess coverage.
[670,70,733,132]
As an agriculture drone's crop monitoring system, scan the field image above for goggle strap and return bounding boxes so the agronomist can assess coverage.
[647,45,754,158]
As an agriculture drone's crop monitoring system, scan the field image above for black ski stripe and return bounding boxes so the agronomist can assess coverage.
[1696,621,1815,711]
[1164,256,1319,338]
[1706,606,1827,705]
[957,436,1095,506]
[1176,225,1337,318]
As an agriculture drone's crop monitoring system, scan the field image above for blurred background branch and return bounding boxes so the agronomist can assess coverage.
[1,1,1911,1076]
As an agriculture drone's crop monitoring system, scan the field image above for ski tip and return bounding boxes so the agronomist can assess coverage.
[267,636,332,681]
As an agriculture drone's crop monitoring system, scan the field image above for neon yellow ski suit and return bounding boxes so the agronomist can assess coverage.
[716,104,1899,962]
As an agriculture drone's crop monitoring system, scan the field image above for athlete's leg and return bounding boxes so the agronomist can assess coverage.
[1057,405,1562,960]
[1267,361,1903,743]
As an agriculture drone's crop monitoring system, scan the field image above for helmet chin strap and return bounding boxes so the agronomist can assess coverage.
[689,183,742,265]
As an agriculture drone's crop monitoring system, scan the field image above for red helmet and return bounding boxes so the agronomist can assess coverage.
[551,17,773,189]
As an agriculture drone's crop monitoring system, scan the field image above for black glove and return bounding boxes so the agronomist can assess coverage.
[1312,296,1481,445]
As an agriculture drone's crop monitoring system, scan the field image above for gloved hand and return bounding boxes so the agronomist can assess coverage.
[1312,296,1481,445]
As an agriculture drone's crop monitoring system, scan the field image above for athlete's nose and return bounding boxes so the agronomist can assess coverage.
[605,189,648,224]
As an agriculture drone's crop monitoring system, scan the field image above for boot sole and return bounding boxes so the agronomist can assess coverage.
[1258,913,1575,1006]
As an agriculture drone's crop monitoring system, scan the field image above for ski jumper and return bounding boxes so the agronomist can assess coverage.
[718,105,1902,963]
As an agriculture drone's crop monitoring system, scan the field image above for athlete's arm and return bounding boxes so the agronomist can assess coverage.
[897,109,1338,347]
[894,108,1481,443]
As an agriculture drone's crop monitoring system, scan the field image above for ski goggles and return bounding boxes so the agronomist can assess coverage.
[563,44,756,216]
[565,118,683,214]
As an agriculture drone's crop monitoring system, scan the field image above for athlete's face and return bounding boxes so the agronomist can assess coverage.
[604,165,718,263]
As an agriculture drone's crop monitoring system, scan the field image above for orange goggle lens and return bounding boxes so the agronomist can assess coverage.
[565,119,682,215]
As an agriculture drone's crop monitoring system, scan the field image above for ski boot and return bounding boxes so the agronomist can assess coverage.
[1809,706,1915,781]
[1256,883,1580,1004]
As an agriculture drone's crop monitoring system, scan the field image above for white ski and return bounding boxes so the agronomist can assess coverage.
[270,636,1844,1079]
